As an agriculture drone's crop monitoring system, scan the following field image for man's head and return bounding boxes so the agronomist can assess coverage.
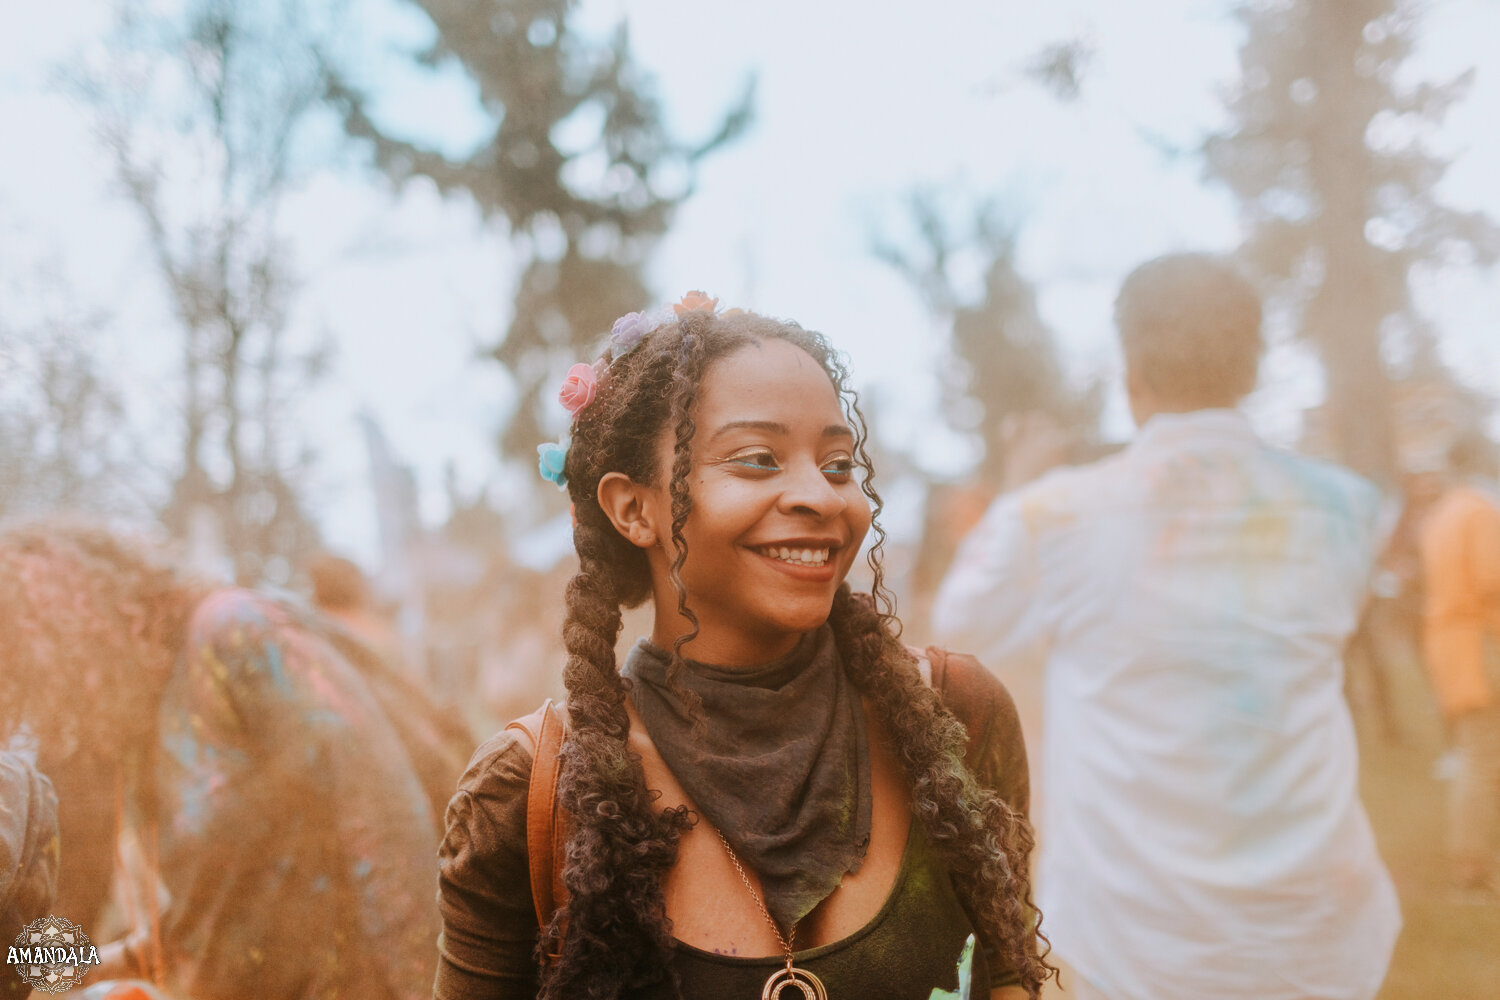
[1445,427,1500,483]
[1115,253,1264,425]
[307,552,373,613]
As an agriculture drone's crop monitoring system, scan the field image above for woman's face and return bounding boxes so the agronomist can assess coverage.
[642,338,873,665]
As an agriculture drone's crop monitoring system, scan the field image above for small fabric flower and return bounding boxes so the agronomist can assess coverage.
[673,290,719,316]
[537,440,568,488]
[558,362,598,415]
[609,310,654,361]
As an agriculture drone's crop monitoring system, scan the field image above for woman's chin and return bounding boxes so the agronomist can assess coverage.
[764,602,839,637]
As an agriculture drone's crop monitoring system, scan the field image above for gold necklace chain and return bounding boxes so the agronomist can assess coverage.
[716,829,797,961]
[716,831,829,1000]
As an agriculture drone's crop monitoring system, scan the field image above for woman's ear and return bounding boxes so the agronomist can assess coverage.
[597,472,660,549]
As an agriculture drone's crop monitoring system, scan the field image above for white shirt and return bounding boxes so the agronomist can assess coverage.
[933,410,1401,1000]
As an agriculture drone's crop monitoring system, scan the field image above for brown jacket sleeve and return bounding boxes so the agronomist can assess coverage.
[433,732,541,1000]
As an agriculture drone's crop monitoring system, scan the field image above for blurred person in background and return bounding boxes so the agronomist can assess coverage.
[1342,468,1445,744]
[1418,429,1500,896]
[0,521,471,1000]
[933,253,1400,1000]
[1,748,59,999]
[306,550,406,667]
[0,748,164,1000]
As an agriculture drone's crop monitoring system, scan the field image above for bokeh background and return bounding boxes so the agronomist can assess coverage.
[3,0,1499,995]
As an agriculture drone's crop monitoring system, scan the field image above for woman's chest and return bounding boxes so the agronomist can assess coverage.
[627,810,990,999]
[628,700,912,955]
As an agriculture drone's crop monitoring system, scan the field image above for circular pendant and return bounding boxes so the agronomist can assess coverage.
[762,965,828,1000]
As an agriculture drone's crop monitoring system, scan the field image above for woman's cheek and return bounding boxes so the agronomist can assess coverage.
[850,489,875,541]
[836,503,873,579]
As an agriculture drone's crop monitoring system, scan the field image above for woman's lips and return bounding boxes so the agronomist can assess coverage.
[748,545,839,581]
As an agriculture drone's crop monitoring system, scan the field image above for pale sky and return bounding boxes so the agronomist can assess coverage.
[2,0,1498,565]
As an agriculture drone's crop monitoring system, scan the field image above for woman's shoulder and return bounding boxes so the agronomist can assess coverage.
[906,646,1019,730]
[455,727,535,803]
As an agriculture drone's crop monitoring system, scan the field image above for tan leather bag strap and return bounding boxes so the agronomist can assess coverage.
[505,698,570,960]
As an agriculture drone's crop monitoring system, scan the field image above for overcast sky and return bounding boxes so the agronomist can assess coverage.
[3,0,1498,564]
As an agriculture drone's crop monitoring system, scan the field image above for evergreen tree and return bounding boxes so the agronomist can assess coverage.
[328,0,752,456]
[1206,0,1499,483]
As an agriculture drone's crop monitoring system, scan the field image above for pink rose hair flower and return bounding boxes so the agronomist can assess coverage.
[672,290,719,316]
[558,362,598,416]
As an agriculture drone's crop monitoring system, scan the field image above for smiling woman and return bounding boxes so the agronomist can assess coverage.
[600,337,873,666]
[435,297,1054,1000]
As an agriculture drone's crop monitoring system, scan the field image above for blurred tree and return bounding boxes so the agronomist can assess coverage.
[0,270,144,519]
[873,190,1101,488]
[1206,0,1500,483]
[75,0,335,583]
[1024,38,1094,103]
[327,0,752,458]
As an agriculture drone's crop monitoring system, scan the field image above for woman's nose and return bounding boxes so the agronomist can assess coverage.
[779,461,848,518]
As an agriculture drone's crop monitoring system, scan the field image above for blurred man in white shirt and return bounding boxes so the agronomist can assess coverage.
[934,253,1400,1000]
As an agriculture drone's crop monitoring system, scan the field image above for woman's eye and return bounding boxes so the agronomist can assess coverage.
[822,457,855,478]
[732,451,780,471]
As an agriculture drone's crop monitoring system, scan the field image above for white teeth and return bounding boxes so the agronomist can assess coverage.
[758,546,831,567]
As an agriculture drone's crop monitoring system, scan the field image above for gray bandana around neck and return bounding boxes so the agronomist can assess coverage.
[623,626,872,931]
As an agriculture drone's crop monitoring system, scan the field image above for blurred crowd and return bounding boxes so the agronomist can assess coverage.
[2,257,1498,1000]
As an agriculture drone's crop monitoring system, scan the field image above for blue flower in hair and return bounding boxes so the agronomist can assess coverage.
[537,440,569,489]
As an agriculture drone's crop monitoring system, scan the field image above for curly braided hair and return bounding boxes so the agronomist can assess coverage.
[541,309,1052,998]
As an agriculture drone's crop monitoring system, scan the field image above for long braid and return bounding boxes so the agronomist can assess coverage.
[829,586,1053,997]
[542,313,735,998]
[541,513,691,999]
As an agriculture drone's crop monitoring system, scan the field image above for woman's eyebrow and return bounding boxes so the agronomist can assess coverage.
[707,420,854,441]
[709,420,789,440]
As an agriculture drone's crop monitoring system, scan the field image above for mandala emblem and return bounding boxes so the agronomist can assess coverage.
[7,915,100,994]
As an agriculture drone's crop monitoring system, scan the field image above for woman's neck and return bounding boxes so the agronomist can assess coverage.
[648,623,803,670]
